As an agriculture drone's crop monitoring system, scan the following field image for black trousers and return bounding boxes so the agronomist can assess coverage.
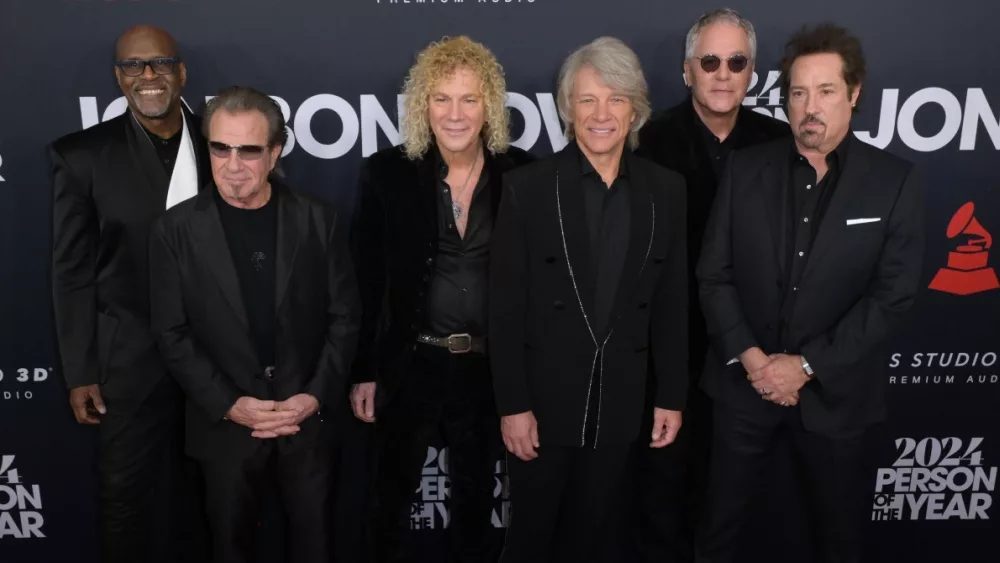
[632,385,712,563]
[696,402,869,563]
[370,344,502,563]
[98,375,207,563]
[501,443,632,563]
[200,436,334,563]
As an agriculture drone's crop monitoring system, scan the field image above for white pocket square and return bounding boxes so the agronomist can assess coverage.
[846,217,881,226]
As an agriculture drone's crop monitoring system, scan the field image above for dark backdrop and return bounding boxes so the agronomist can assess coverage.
[1,1,998,562]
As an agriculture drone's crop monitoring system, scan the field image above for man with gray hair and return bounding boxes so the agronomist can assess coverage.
[490,37,688,562]
[149,85,360,563]
[633,8,790,562]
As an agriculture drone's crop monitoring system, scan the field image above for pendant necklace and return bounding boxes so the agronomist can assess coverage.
[450,148,482,222]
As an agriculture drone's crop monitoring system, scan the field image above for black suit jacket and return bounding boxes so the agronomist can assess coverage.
[349,144,535,410]
[636,100,790,380]
[149,182,360,459]
[697,136,925,433]
[490,145,689,448]
[49,109,210,408]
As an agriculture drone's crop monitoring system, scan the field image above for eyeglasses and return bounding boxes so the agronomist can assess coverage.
[695,54,751,74]
[208,141,267,160]
[115,57,182,77]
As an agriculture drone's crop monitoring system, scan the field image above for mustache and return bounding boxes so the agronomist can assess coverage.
[799,115,825,127]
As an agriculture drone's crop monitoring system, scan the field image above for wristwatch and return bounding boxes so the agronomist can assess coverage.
[800,356,815,378]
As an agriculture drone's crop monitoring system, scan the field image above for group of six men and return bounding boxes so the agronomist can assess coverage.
[49,7,924,563]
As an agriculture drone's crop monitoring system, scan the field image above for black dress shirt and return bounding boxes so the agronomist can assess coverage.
[215,188,278,367]
[779,137,850,343]
[140,123,182,174]
[577,143,631,340]
[424,150,492,337]
[696,115,739,179]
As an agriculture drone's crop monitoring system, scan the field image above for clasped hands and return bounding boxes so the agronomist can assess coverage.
[740,348,811,407]
[225,394,319,438]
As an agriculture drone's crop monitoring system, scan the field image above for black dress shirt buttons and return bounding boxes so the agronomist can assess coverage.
[553,300,565,310]
[426,257,433,265]
[545,256,556,264]
[638,302,649,309]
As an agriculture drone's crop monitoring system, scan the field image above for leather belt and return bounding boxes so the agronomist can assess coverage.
[416,333,487,355]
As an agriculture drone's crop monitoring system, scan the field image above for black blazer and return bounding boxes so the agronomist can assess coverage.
[49,109,210,406]
[490,145,689,448]
[149,182,360,459]
[349,144,535,409]
[636,100,790,379]
[697,136,925,433]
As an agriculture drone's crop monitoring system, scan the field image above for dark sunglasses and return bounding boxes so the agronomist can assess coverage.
[695,54,750,74]
[115,57,182,77]
[208,141,267,161]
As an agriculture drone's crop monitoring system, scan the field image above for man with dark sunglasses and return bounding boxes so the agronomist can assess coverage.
[150,85,360,563]
[631,8,790,563]
[48,24,210,563]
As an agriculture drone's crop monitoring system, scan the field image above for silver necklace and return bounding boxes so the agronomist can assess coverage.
[449,148,482,222]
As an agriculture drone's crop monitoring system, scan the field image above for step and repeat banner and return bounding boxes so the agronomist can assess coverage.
[1,0,998,561]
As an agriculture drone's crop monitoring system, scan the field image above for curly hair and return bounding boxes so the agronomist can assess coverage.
[779,23,866,113]
[400,36,510,160]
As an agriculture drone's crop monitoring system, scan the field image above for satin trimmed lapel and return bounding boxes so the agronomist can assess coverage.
[275,184,305,314]
[607,154,654,333]
[555,147,596,325]
[191,191,249,330]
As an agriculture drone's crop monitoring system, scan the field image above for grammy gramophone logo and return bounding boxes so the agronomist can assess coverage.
[928,202,1000,295]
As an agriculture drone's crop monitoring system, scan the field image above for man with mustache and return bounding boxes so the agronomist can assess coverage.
[695,24,924,563]
[49,25,210,563]
[632,9,789,562]
[150,86,360,563]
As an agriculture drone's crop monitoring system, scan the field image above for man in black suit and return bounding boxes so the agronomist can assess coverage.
[49,25,209,563]
[632,9,790,562]
[696,24,924,563]
[149,86,360,563]
[349,36,534,563]
[490,37,688,563]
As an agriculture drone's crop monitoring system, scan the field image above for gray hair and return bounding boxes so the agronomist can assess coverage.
[685,8,757,60]
[556,37,651,150]
[203,85,288,148]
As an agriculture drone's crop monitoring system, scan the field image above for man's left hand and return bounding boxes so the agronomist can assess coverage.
[251,394,320,439]
[748,354,809,406]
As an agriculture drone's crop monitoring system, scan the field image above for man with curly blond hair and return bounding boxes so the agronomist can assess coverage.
[348,35,534,563]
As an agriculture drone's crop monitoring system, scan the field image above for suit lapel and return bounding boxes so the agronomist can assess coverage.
[802,137,870,281]
[275,183,304,314]
[416,152,440,247]
[185,110,212,193]
[488,151,505,218]
[555,147,597,324]
[124,110,171,200]
[606,153,654,334]
[191,190,250,330]
[759,151,789,276]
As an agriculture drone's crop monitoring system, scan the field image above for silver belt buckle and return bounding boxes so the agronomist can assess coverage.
[447,333,472,354]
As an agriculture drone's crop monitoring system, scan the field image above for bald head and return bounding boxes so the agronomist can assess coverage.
[114,25,187,126]
[115,25,179,60]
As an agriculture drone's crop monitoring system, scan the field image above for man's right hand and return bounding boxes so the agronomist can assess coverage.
[226,397,301,437]
[501,411,539,461]
[350,382,377,423]
[69,384,106,425]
